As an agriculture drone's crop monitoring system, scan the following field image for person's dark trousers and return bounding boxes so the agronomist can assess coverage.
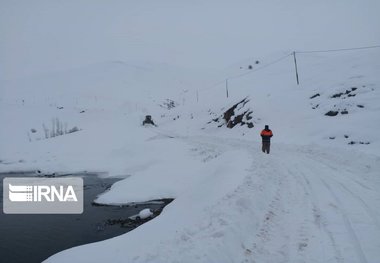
[262,142,270,154]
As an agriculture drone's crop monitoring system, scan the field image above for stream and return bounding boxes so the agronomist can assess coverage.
[0,172,172,263]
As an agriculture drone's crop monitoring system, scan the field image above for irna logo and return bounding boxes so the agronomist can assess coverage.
[9,184,78,202]
[3,177,83,214]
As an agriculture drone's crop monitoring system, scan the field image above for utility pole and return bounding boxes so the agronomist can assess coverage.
[226,79,229,98]
[196,89,199,103]
[293,51,300,85]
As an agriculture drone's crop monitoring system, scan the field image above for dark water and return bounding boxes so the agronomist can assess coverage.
[0,173,172,263]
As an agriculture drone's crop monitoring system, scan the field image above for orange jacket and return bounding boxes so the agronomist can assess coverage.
[260,129,273,142]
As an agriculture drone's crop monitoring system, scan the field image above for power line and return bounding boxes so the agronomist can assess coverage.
[199,79,226,92]
[196,44,380,98]
[228,53,292,80]
[196,53,292,100]
[199,52,292,93]
[296,44,380,54]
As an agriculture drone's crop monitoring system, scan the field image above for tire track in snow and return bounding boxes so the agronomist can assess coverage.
[248,155,316,263]
[320,178,368,263]
[302,174,344,262]
[283,169,315,263]
[192,137,340,262]
[219,139,292,262]
[180,136,376,263]
[176,135,289,263]
[293,167,344,263]
[248,171,290,263]
[329,177,380,231]
[300,151,375,193]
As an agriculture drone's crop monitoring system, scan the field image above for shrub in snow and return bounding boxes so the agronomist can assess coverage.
[27,118,81,142]
[68,126,80,133]
[160,99,178,110]
[44,118,80,137]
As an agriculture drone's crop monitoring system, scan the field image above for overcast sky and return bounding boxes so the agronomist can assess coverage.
[1,0,380,79]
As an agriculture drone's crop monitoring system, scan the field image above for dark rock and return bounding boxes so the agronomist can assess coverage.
[208,98,254,129]
[329,137,335,140]
[341,110,348,115]
[331,88,357,99]
[357,105,364,108]
[331,92,344,98]
[349,141,370,145]
[325,111,339,116]
[80,110,85,113]
[344,135,349,138]
[310,93,320,99]
[233,111,247,127]
[223,98,254,128]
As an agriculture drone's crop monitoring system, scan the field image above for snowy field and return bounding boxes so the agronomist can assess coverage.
[1,0,380,262]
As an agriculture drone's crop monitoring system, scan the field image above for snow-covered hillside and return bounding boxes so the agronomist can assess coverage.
[1,0,380,262]
[2,48,379,174]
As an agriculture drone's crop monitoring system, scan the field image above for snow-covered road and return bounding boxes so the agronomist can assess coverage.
[177,136,380,263]
[46,135,380,263]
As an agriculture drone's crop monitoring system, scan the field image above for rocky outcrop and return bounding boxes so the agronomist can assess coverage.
[207,97,254,129]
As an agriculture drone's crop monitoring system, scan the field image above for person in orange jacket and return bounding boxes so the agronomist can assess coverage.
[260,125,273,154]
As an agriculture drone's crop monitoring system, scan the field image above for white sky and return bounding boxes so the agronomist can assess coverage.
[1,0,380,79]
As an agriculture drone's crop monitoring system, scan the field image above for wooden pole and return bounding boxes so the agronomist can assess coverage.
[226,79,229,98]
[293,51,300,85]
